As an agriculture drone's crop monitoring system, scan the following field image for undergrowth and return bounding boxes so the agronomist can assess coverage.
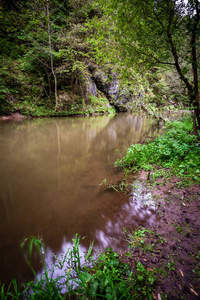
[0,235,156,299]
[115,116,200,182]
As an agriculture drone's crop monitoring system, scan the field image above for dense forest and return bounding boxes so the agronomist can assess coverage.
[1,0,199,123]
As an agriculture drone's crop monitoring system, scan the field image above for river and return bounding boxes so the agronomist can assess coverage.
[0,113,159,284]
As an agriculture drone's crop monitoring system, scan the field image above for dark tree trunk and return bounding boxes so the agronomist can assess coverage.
[190,0,200,129]
[167,26,200,130]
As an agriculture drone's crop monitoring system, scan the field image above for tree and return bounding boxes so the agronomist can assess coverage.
[19,0,68,111]
[103,0,200,130]
[47,0,58,110]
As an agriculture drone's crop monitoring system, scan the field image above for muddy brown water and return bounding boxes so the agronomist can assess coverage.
[0,113,159,284]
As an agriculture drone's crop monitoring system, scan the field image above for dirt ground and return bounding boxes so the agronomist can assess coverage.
[121,170,200,300]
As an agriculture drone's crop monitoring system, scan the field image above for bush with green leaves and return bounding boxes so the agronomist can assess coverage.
[115,116,200,181]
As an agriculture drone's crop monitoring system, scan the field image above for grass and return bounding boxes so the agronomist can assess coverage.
[124,227,165,254]
[0,234,157,300]
[99,178,129,193]
[115,116,200,183]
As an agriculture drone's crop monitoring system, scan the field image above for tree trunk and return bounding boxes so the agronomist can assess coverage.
[191,0,200,129]
[47,0,58,111]
[167,29,200,130]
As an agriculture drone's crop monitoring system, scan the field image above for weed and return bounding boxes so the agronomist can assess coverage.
[133,262,155,299]
[99,178,128,193]
[151,169,171,181]
[99,178,119,192]
[124,227,154,252]
[176,225,184,234]
[125,251,133,258]
[167,261,175,272]
[21,236,46,276]
[78,248,133,299]
[2,234,157,300]
[119,180,128,192]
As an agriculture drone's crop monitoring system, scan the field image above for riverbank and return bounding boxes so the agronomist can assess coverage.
[0,99,116,119]
[0,110,113,121]
[118,169,200,299]
[116,115,200,299]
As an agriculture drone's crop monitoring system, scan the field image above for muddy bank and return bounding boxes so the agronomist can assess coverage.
[120,170,200,300]
[0,112,25,121]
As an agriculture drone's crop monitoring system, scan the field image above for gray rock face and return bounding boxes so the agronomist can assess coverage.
[89,68,115,98]
[107,74,119,102]
[87,65,134,112]
[114,88,133,112]
[86,75,97,97]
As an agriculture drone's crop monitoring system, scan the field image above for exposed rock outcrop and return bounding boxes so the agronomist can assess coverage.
[87,65,134,112]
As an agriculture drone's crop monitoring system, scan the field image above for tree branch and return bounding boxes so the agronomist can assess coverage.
[167,30,193,93]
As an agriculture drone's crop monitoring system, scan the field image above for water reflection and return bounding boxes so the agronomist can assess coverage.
[0,113,159,283]
[38,182,156,283]
[93,181,156,252]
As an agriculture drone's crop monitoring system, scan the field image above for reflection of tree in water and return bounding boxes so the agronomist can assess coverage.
[0,114,160,284]
[92,182,157,252]
[38,182,156,282]
[89,114,160,157]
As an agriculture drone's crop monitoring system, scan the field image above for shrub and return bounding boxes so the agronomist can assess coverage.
[115,117,200,181]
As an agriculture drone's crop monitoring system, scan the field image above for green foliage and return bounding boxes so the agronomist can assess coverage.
[0,234,157,299]
[100,0,200,126]
[75,248,133,299]
[134,262,155,299]
[166,260,175,272]
[151,169,171,181]
[86,6,184,109]
[0,0,110,116]
[99,178,120,192]
[115,117,200,181]
[124,227,155,252]
[99,178,129,193]
[102,0,199,71]
[21,236,46,276]
[0,0,191,116]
